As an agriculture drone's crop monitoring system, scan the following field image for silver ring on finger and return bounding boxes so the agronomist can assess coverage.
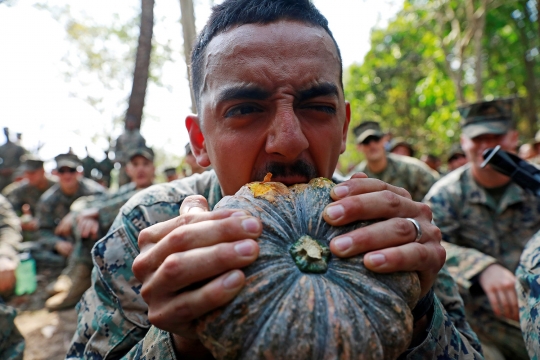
[405,218,422,242]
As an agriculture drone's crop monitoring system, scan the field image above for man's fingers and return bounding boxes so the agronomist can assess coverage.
[134,215,261,279]
[140,240,258,295]
[138,208,247,250]
[147,270,245,337]
[324,191,430,226]
[179,195,210,215]
[485,289,502,317]
[330,218,420,257]
[331,177,411,201]
[363,241,445,297]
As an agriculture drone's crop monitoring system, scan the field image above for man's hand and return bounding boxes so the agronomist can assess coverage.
[479,263,519,321]
[77,209,100,239]
[132,195,262,353]
[0,258,17,294]
[55,240,74,257]
[55,212,74,237]
[324,173,445,298]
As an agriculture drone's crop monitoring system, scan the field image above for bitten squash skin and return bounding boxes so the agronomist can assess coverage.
[197,177,421,360]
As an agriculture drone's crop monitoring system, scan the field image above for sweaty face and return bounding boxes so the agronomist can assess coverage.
[126,156,155,189]
[189,21,349,196]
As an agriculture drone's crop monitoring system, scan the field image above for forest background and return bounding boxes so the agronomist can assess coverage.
[1,0,539,176]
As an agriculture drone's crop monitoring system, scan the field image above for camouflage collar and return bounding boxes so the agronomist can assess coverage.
[463,167,526,214]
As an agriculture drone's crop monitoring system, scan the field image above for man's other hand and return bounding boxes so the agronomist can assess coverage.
[132,195,261,353]
[324,173,445,298]
[479,263,519,321]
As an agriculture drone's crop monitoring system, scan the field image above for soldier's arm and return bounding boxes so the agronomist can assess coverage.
[34,199,64,251]
[516,229,540,359]
[424,189,497,291]
[0,195,22,263]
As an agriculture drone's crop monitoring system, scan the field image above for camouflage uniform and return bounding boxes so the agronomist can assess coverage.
[3,178,56,217]
[97,155,115,188]
[516,229,540,359]
[0,140,26,192]
[350,153,440,202]
[68,170,482,359]
[424,164,540,359]
[0,302,24,360]
[0,195,22,265]
[33,178,106,264]
[81,155,98,179]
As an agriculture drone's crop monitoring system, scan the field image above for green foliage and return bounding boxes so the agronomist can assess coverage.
[340,0,539,172]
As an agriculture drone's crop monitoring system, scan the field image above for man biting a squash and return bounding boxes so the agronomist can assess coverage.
[67,0,483,359]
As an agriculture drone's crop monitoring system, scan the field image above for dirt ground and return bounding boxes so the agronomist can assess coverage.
[7,267,78,360]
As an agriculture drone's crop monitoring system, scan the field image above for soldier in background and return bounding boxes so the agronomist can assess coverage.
[45,147,155,310]
[447,144,468,172]
[424,98,537,359]
[98,150,115,188]
[32,154,106,266]
[349,121,439,201]
[421,154,442,174]
[3,157,56,242]
[389,137,414,157]
[81,147,98,179]
[164,167,179,182]
[0,128,27,192]
[0,194,22,298]
[183,143,206,176]
[518,143,536,160]
[113,115,146,186]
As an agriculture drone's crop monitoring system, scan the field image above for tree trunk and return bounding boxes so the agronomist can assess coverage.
[126,0,155,130]
[180,0,197,114]
[473,1,487,101]
[515,1,539,137]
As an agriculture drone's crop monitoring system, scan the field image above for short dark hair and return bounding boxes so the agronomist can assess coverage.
[190,0,342,112]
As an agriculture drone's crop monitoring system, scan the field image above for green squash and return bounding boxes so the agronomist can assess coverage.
[197,178,421,360]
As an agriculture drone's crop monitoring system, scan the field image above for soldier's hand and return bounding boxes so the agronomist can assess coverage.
[55,240,73,257]
[132,195,261,355]
[78,217,100,239]
[324,173,445,298]
[479,263,519,321]
[55,212,74,237]
[0,258,17,294]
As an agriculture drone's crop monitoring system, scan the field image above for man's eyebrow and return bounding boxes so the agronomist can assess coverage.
[297,83,339,102]
[216,86,272,103]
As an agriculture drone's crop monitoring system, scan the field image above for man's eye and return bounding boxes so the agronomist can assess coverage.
[303,105,336,114]
[224,105,263,117]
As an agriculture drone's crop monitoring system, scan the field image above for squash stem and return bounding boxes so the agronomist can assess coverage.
[289,235,330,274]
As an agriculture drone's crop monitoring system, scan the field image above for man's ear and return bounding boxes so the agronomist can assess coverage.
[185,115,211,167]
[340,102,351,154]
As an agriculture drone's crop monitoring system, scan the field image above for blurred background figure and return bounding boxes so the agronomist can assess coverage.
[447,144,468,172]
[421,153,442,173]
[113,115,147,186]
[389,137,414,157]
[0,194,23,298]
[0,128,27,192]
[183,143,206,176]
[519,143,536,160]
[163,167,178,182]
[98,150,115,188]
[81,146,98,179]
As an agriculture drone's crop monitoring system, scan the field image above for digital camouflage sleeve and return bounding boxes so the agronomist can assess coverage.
[0,303,25,360]
[516,229,540,360]
[68,171,483,359]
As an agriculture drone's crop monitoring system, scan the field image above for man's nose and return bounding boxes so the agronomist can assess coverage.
[265,106,309,160]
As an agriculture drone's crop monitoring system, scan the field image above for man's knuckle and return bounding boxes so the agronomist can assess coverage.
[382,190,400,208]
[418,203,432,219]
[161,255,181,279]
[394,218,413,237]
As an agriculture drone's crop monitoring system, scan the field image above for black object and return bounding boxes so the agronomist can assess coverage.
[482,145,540,196]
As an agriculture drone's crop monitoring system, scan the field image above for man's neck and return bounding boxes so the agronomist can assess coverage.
[61,182,80,196]
[367,155,388,174]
